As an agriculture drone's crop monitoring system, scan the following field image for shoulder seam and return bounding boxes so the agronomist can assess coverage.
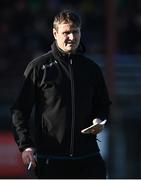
[24,51,53,78]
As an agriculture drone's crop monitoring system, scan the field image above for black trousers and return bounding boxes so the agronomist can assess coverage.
[35,153,107,179]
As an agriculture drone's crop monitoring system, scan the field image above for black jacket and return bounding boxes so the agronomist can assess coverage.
[11,42,111,157]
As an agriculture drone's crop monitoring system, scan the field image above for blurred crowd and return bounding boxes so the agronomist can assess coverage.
[0,0,141,109]
[0,0,141,78]
[117,0,141,54]
[0,0,105,78]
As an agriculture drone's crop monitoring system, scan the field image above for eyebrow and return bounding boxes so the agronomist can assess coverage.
[63,29,80,33]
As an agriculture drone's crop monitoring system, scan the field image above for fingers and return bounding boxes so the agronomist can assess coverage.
[93,118,102,125]
[90,125,104,134]
[22,149,36,168]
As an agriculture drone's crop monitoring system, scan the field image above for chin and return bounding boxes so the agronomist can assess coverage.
[68,49,76,54]
[69,47,77,52]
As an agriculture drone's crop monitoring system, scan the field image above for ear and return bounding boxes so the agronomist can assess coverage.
[53,28,57,39]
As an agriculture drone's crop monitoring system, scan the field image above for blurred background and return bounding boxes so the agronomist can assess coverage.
[0,0,141,178]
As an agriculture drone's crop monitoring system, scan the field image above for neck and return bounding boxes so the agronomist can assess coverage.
[56,42,75,55]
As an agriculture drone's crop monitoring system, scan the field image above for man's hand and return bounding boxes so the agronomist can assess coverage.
[81,119,107,134]
[22,148,36,169]
[90,118,105,134]
[90,123,104,134]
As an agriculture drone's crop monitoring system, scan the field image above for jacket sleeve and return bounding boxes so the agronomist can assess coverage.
[11,63,37,152]
[93,66,112,120]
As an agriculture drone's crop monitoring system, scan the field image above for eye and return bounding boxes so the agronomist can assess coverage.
[74,29,81,35]
[73,30,79,34]
[63,32,69,35]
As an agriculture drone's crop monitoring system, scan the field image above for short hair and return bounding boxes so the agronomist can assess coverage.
[53,10,81,30]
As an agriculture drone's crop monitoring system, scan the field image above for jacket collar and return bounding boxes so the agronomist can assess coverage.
[51,41,85,61]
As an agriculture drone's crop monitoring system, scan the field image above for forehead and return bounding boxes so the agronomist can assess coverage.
[57,22,80,32]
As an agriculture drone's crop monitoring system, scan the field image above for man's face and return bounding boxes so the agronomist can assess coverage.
[53,22,81,53]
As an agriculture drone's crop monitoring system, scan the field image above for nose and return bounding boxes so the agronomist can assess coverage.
[68,33,74,40]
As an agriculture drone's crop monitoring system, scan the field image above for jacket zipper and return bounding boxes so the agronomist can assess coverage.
[69,58,75,156]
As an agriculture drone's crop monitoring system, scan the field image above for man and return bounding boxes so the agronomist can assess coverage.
[11,9,111,178]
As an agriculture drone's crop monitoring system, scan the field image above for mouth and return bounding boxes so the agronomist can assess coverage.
[67,42,76,46]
